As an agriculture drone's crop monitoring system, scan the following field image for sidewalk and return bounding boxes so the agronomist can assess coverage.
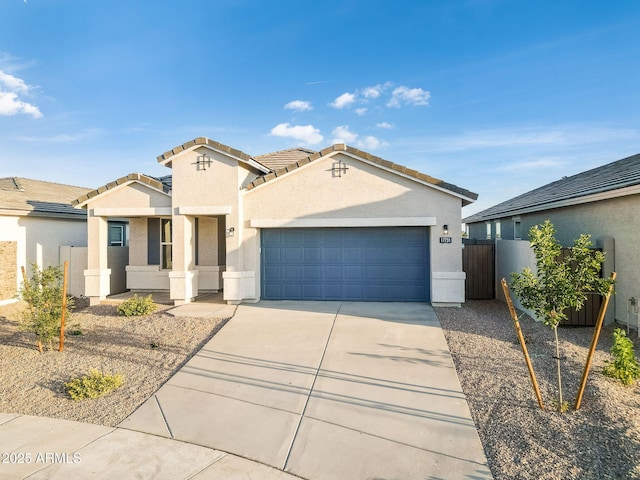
[0,413,300,480]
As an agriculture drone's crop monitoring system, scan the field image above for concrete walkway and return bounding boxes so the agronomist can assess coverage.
[0,413,299,479]
[119,301,492,479]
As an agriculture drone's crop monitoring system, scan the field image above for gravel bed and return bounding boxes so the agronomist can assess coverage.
[0,300,228,427]
[1,298,638,478]
[436,300,640,480]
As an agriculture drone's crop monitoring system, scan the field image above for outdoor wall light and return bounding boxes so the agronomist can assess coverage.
[330,159,349,177]
[196,153,212,171]
[443,224,449,235]
[226,227,235,237]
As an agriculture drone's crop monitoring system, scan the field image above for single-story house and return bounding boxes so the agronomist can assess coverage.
[463,152,640,329]
[73,137,478,306]
[0,177,91,304]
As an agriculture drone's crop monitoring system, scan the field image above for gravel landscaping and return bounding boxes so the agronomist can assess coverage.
[436,300,640,480]
[0,299,228,427]
[1,298,638,479]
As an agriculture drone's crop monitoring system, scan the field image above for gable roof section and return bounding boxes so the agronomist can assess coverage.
[157,137,271,173]
[0,177,91,218]
[72,173,171,208]
[464,152,640,223]
[246,144,478,205]
[254,147,318,171]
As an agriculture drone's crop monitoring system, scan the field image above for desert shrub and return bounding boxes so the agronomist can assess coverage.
[65,369,124,400]
[117,294,157,316]
[603,328,640,386]
[19,264,74,352]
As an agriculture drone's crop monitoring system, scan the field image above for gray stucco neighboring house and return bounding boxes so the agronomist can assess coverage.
[73,137,478,307]
[463,152,640,329]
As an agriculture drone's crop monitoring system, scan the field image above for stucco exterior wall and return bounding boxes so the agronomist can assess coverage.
[471,195,635,328]
[0,215,87,303]
[88,182,171,210]
[508,197,634,328]
[244,153,465,304]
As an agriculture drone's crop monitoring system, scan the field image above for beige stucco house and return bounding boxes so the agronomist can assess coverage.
[73,137,477,306]
[0,177,91,305]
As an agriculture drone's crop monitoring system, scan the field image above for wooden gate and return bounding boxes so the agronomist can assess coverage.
[463,239,495,300]
[559,247,603,327]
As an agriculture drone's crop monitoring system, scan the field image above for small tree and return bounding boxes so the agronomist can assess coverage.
[511,220,613,411]
[19,264,74,353]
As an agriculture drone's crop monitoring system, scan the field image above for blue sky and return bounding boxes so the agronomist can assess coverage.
[1,1,639,217]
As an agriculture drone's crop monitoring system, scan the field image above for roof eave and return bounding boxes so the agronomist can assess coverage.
[463,183,640,224]
[72,173,171,209]
[157,137,271,174]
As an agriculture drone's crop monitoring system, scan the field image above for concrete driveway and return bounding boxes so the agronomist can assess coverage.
[120,301,491,480]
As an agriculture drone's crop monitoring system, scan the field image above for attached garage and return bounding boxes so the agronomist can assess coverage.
[261,227,430,301]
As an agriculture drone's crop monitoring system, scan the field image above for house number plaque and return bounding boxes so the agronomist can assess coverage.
[439,237,452,244]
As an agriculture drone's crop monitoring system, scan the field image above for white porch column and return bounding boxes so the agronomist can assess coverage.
[170,214,199,305]
[84,212,111,306]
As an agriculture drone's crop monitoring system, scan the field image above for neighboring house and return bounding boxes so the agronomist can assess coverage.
[73,137,478,306]
[0,177,91,305]
[464,152,640,328]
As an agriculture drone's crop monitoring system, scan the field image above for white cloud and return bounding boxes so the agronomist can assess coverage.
[359,136,384,150]
[0,69,42,118]
[0,71,29,93]
[284,100,312,112]
[331,125,358,144]
[331,126,386,150]
[362,82,392,99]
[0,91,42,118]
[330,92,356,109]
[376,122,394,129]
[387,86,431,107]
[362,86,382,99]
[270,123,323,145]
[355,108,368,116]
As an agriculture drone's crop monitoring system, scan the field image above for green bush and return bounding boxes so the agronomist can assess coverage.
[65,369,124,400]
[603,328,640,386]
[19,264,74,352]
[117,294,157,316]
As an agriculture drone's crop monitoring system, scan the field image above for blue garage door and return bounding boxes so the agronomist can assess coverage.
[261,227,430,301]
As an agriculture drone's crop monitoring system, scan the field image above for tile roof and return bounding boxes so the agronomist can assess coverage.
[254,147,318,171]
[463,152,640,223]
[72,173,170,207]
[157,137,270,173]
[74,138,478,207]
[0,177,91,218]
[246,144,478,204]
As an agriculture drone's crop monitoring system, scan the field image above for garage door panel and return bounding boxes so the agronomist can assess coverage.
[303,247,322,261]
[323,265,342,280]
[303,265,322,280]
[323,284,342,298]
[261,227,430,302]
[283,266,302,281]
[285,284,304,298]
[344,266,363,280]
[344,284,364,299]
[323,247,341,262]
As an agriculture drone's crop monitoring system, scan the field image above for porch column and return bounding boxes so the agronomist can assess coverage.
[84,212,111,306]
[170,214,199,305]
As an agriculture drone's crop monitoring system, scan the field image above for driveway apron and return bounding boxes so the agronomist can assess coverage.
[119,301,492,480]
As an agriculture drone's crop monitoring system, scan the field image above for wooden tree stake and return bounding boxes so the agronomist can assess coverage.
[501,278,545,410]
[574,271,616,410]
[59,261,69,352]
